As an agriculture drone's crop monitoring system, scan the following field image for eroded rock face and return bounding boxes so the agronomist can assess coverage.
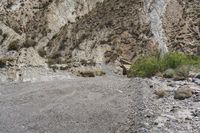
[163,0,200,54]
[0,0,103,81]
[0,0,103,55]
[0,0,103,37]
[45,0,154,74]
[43,0,200,74]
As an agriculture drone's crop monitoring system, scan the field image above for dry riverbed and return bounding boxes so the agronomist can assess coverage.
[0,76,199,133]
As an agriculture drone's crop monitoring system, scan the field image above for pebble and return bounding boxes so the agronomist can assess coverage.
[193,94,200,102]
[192,78,200,85]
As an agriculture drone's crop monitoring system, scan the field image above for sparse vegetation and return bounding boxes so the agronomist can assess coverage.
[50,52,62,59]
[78,69,106,77]
[52,33,58,39]
[23,39,37,48]
[154,89,166,98]
[47,58,61,66]
[163,69,175,78]
[3,33,8,39]
[104,50,119,64]
[8,40,21,51]
[115,47,123,55]
[47,57,69,67]
[0,29,2,35]
[79,70,96,77]
[47,59,55,66]
[0,57,15,68]
[38,48,47,57]
[174,65,190,80]
[80,59,96,66]
[128,55,159,77]
[128,52,200,77]
[95,69,106,76]
[8,38,37,51]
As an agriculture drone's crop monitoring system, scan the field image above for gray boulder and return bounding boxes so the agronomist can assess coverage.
[174,86,193,100]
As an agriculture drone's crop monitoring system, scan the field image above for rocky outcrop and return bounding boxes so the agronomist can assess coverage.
[45,0,155,74]
[0,0,103,81]
[144,0,169,56]
[42,0,200,75]
[0,0,103,56]
[163,0,200,54]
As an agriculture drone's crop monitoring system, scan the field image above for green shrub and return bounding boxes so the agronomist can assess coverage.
[128,52,200,78]
[128,56,160,77]
[160,52,189,71]
[188,55,200,68]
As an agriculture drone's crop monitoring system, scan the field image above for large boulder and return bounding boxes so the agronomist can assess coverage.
[174,86,193,100]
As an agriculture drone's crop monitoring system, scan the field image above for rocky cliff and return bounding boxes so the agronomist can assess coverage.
[0,0,199,81]
[163,0,200,54]
[45,0,154,75]
[0,0,103,81]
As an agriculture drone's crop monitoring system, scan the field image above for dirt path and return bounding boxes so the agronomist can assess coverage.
[0,76,133,133]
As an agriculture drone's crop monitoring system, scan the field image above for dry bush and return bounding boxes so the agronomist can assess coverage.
[0,57,15,68]
[23,39,37,48]
[8,40,20,51]
[154,89,166,98]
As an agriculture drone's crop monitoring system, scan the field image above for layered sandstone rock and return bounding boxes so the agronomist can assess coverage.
[163,0,200,54]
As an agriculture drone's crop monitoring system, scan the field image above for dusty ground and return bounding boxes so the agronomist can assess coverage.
[0,76,132,133]
[0,76,200,133]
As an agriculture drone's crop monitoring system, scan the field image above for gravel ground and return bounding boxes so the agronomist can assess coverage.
[0,76,131,133]
[0,76,200,133]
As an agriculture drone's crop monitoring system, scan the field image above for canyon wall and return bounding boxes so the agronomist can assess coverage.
[0,0,199,80]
